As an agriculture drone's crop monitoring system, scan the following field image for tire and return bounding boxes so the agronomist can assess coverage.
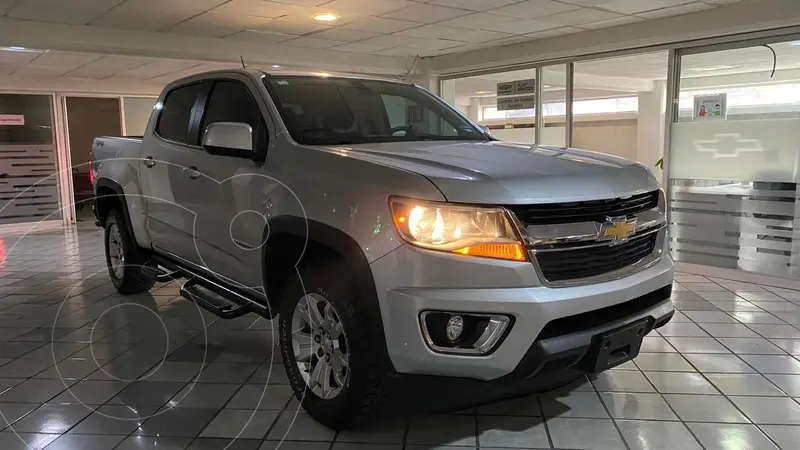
[104,208,154,295]
[278,260,390,430]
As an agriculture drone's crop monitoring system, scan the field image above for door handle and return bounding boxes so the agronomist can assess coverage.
[187,166,201,179]
[143,156,155,168]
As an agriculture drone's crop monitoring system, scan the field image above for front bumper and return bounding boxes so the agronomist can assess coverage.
[370,242,674,382]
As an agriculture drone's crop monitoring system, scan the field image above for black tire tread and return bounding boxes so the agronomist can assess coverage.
[105,208,154,295]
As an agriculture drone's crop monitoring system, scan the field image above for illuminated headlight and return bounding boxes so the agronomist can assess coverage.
[390,197,526,262]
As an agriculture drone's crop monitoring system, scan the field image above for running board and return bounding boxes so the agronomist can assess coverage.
[140,264,181,283]
[180,280,253,319]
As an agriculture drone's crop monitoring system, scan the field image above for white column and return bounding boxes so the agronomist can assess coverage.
[637,80,667,183]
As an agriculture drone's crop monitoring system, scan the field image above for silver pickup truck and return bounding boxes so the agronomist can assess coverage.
[91,69,674,429]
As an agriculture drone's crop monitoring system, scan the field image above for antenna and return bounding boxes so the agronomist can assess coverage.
[240,56,247,69]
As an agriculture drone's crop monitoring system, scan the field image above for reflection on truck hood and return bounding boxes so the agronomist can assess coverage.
[333,141,660,204]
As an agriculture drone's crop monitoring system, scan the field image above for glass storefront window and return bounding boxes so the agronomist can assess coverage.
[123,97,158,136]
[0,93,61,224]
[668,40,800,277]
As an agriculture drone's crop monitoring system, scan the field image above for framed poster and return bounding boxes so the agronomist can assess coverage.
[693,94,727,121]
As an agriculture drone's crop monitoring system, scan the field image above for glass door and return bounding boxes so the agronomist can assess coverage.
[667,38,800,277]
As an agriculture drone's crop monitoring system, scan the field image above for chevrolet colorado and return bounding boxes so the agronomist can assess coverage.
[91,69,674,429]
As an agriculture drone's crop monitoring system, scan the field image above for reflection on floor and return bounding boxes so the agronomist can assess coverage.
[0,227,799,449]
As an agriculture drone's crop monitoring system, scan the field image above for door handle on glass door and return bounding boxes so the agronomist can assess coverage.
[144,156,155,168]
[187,166,201,179]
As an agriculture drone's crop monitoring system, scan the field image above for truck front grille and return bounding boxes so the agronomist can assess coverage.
[506,190,659,225]
[535,233,658,283]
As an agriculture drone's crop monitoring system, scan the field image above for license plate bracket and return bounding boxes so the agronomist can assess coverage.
[589,318,648,373]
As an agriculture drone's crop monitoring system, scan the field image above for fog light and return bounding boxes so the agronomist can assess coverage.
[420,311,512,355]
[446,315,464,341]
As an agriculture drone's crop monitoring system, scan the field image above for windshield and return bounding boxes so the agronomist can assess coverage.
[263,76,488,145]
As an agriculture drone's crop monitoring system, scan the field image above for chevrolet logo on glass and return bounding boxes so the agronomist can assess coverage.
[600,216,637,243]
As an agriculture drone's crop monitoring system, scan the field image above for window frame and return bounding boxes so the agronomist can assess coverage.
[153,80,206,146]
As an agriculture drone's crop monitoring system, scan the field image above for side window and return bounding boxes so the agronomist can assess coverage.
[380,94,458,136]
[156,83,203,143]
[201,80,266,150]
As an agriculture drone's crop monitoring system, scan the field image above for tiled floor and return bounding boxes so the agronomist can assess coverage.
[1,228,800,449]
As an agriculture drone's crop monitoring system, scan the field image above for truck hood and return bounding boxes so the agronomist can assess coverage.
[334,141,660,204]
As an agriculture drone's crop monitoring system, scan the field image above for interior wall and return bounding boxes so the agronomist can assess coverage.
[66,97,121,173]
[122,97,157,136]
[574,120,638,161]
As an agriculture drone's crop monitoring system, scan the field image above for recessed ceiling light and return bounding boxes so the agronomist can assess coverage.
[313,72,331,77]
[688,65,737,72]
[791,41,800,46]
[272,65,281,69]
[313,13,338,22]
[476,90,491,94]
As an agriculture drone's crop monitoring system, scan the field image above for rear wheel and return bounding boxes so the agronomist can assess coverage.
[279,261,390,430]
[104,208,154,295]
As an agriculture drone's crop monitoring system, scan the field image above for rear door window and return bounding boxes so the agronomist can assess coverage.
[156,83,203,143]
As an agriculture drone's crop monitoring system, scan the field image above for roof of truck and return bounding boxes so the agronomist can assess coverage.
[256,69,408,84]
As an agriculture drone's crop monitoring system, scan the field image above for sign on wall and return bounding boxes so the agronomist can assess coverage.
[496,78,536,97]
[497,95,536,111]
[693,94,727,121]
[0,114,25,126]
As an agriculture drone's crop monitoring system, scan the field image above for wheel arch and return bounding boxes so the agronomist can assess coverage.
[262,216,390,362]
[94,178,136,240]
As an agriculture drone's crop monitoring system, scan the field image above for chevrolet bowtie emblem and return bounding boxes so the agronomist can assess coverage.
[600,216,637,243]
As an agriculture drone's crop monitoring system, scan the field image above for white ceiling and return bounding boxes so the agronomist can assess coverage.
[0,0,750,58]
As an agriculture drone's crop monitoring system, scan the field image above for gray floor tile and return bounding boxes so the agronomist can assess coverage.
[591,370,656,392]
[68,405,159,435]
[634,353,695,371]
[188,438,263,450]
[477,415,549,448]
[730,396,800,424]
[115,436,192,450]
[547,417,625,450]
[685,310,738,323]
[770,339,800,355]
[764,374,800,396]
[683,353,756,373]
[730,312,786,325]
[616,419,702,450]
[540,391,608,418]
[657,322,710,337]
[717,337,786,354]
[761,424,800,450]
[687,422,779,450]
[203,409,280,439]
[11,403,91,434]
[699,323,761,338]
[49,380,128,405]
[740,354,800,374]
[0,402,39,429]
[706,373,785,396]
[709,300,763,312]
[738,291,786,302]
[260,442,331,450]
[748,324,800,339]
[135,406,218,437]
[665,337,731,353]
[43,433,126,450]
[0,432,59,450]
[683,282,726,292]
[226,384,293,410]
[663,394,750,423]
[645,371,717,394]
[332,444,402,450]
[168,383,239,408]
[406,415,476,447]
[0,378,73,403]
[599,392,677,420]
[110,381,187,408]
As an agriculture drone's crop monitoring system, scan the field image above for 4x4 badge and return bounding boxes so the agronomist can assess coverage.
[600,216,637,243]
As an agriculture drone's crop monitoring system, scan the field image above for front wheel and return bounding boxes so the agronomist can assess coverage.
[104,208,154,295]
[279,262,390,430]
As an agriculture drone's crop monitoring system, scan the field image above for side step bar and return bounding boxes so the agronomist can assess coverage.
[140,261,271,319]
[180,280,252,319]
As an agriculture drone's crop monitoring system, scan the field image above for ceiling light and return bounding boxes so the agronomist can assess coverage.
[313,13,338,22]
[476,90,491,94]
[791,41,800,46]
[313,72,331,77]
[688,65,737,72]
[272,65,281,69]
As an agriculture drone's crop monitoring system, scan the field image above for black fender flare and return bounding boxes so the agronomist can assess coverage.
[94,178,136,241]
[262,216,391,364]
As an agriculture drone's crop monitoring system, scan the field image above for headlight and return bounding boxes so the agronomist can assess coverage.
[390,197,527,262]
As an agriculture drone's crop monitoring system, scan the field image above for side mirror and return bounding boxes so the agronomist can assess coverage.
[202,122,254,158]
